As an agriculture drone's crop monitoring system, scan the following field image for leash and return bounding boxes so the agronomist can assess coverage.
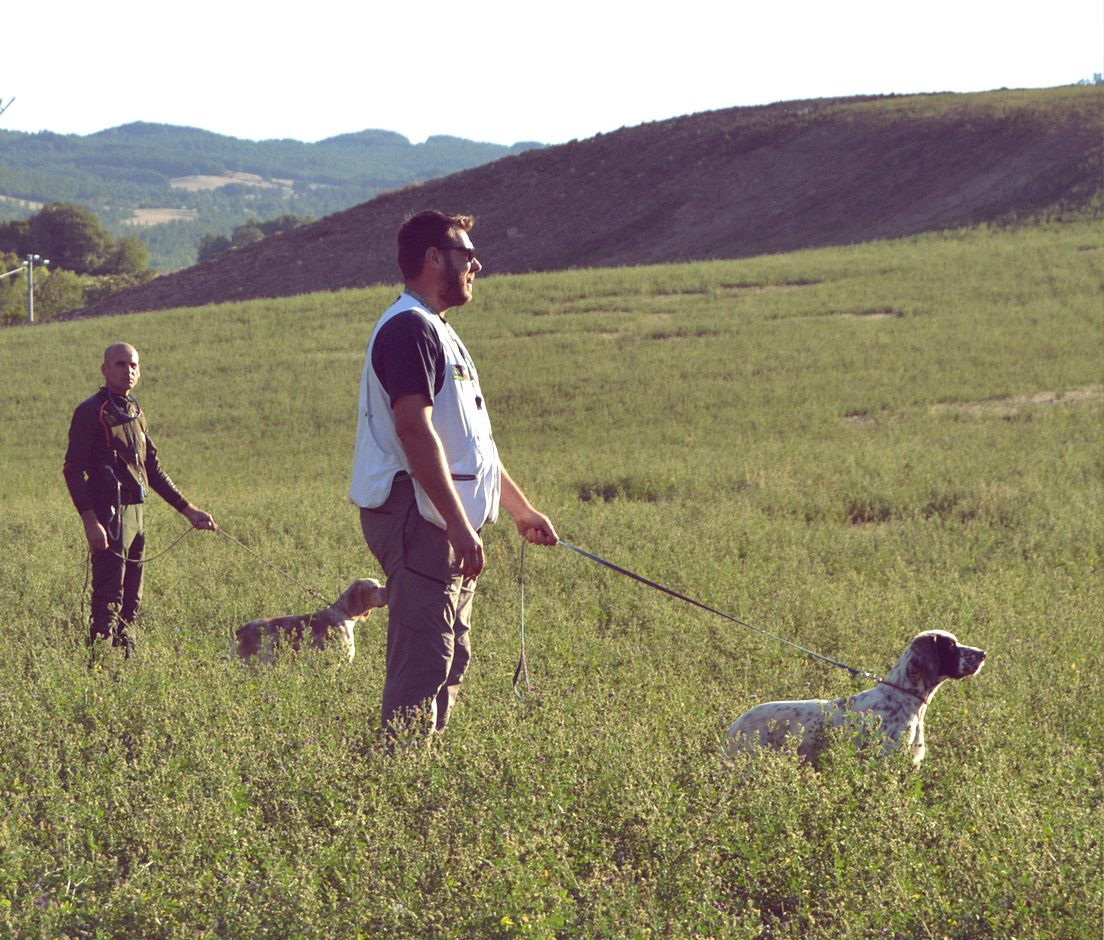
[512,540,531,699]
[81,523,204,624]
[95,523,198,565]
[85,522,333,607]
[556,540,880,682]
[215,528,333,607]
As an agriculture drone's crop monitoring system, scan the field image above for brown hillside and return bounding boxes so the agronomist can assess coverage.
[67,87,1103,319]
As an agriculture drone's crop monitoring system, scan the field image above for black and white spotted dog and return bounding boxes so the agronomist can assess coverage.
[724,630,986,766]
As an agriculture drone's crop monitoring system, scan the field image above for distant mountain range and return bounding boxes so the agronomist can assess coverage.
[0,122,544,269]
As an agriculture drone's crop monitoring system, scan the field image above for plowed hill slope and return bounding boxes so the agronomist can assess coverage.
[68,87,1103,319]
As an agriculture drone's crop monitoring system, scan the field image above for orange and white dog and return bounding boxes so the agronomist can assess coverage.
[235,578,387,664]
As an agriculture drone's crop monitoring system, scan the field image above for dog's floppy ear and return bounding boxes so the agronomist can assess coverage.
[933,632,960,677]
[906,632,944,685]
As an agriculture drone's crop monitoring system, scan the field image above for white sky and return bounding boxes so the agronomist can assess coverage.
[6,0,1102,146]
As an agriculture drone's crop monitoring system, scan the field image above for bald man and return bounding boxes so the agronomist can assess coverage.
[64,343,216,658]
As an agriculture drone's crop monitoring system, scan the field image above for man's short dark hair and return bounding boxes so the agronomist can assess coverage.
[397,211,474,281]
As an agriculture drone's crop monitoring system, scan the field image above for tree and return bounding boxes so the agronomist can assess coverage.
[230,222,264,248]
[27,203,114,275]
[31,268,84,321]
[111,233,150,275]
[196,214,314,264]
[258,214,313,236]
[0,263,86,325]
[0,250,24,324]
[197,232,231,262]
[0,203,155,282]
[0,218,31,256]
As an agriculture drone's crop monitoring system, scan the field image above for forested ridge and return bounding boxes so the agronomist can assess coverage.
[0,122,544,269]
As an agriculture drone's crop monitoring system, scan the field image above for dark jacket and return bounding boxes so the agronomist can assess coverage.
[63,387,188,517]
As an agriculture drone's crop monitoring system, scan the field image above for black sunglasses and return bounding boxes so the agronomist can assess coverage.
[437,244,476,263]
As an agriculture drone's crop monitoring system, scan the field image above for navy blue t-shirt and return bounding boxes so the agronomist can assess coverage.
[371,309,447,404]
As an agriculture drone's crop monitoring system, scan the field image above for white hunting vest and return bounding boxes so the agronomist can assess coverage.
[349,293,501,530]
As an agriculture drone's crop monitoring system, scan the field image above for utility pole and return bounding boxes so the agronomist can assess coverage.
[0,254,49,323]
[25,254,47,323]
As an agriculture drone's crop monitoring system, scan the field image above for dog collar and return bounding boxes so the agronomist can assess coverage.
[878,679,929,705]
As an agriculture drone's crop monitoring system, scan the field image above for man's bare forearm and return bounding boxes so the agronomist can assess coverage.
[500,467,559,545]
[394,396,470,530]
[393,394,485,575]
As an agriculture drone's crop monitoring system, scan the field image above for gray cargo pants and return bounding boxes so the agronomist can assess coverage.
[359,476,475,735]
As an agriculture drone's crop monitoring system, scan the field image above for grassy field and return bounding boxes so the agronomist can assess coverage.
[0,218,1100,938]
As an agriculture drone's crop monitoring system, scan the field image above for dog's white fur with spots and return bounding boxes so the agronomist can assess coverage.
[235,578,387,663]
[724,630,986,765]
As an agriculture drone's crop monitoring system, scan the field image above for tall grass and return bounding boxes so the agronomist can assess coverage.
[0,219,1100,938]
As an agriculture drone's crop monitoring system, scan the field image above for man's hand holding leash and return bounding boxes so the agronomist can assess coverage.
[182,503,218,532]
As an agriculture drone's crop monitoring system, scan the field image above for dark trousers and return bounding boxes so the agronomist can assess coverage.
[89,502,144,657]
[359,478,475,734]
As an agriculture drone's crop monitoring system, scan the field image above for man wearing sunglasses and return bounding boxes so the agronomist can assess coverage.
[351,210,558,738]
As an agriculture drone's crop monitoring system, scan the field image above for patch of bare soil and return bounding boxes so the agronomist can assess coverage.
[0,194,43,211]
[65,89,1103,320]
[170,172,295,195]
[929,386,1104,418]
[839,310,902,319]
[124,208,200,226]
[844,387,1104,424]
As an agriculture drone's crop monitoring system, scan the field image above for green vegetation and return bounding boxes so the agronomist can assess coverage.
[198,214,315,262]
[1,252,113,325]
[0,204,158,322]
[0,123,544,269]
[0,203,152,276]
[817,83,1103,127]
[0,219,1100,938]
